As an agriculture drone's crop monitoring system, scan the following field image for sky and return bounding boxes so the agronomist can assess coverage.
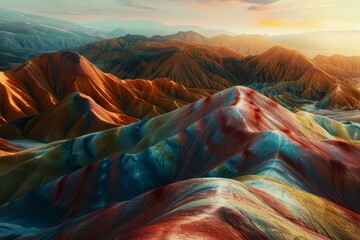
[1,0,359,34]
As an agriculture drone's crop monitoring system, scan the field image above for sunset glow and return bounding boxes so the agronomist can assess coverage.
[1,0,359,35]
[254,20,320,29]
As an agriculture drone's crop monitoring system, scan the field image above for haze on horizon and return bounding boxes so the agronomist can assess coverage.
[1,0,359,35]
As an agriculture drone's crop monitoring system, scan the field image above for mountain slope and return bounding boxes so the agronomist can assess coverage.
[74,40,360,110]
[0,87,359,208]
[0,86,359,239]
[105,40,245,90]
[241,46,360,109]
[72,31,277,64]
[71,34,154,68]
[0,93,136,142]
[313,54,360,79]
[1,178,359,239]
[72,39,245,90]
[0,52,212,141]
[206,34,276,56]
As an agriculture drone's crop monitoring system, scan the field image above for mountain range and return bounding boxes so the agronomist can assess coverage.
[72,31,278,60]
[0,84,359,239]
[2,9,360,72]
[84,18,360,57]
[83,18,232,37]
[0,9,360,239]
[0,10,234,70]
[73,38,360,111]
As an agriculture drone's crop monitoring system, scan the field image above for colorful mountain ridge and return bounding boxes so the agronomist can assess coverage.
[0,86,359,239]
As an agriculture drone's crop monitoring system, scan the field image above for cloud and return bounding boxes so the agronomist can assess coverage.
[247,5,268,11]
[288,3,339,10]
[187,0,278,5]
[254,19,320,29]
[118,0,159,10]
[242,0,278,5]
[248,3,339,12]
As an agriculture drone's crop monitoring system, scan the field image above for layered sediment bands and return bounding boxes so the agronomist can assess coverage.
[0,50,359,239]
[0,52,212,141]
[1,177,358,239]
[0,87,359,212]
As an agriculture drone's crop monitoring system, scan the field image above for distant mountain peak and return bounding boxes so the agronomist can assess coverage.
[265,45,300,54]
[261,45,310,63]
[173,30,204,36]
[164,31,206,42]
